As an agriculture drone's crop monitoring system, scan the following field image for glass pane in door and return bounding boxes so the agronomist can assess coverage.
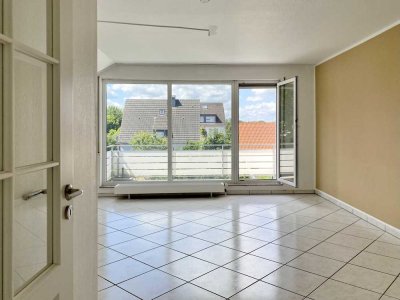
[13,169,52,293]
[278,79,296,185]
[14,53,51,167]
[239,86,277,180]
[13,0,50,54]
[171,84,232,180]
[105,83,168,181]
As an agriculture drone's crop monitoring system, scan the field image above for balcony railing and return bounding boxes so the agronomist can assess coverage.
[106,144,294,182]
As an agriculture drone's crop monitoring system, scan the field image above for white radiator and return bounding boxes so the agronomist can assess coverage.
[114,182,226,196]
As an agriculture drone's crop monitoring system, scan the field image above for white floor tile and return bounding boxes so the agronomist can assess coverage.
[231,281,303,300]
[98,258,153,284]
[159,256,218,281]
[263,266,325,296]
[332,264,395,293]
[192,267,256,298]
[309,279,380,300]
[119,269,184,300]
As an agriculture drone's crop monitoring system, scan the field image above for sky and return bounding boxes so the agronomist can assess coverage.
[107,83,276,122]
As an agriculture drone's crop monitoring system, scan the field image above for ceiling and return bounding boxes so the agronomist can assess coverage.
[97,0,400,69]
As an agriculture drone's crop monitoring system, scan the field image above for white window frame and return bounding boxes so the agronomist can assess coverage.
[277,77,297,187]
[99,79,294,187]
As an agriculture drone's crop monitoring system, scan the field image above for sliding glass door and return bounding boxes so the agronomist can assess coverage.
[277,77,297,186]
[171,84,232,181]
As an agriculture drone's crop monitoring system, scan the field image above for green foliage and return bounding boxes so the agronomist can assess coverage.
[130,131,167,150]
[200,128,207,138]
[224,119,232,143]
[107,128,120,146]
[204,130,227,149]
[107,106,123,132]
[183,119,232,150]
[106,106,123,146]
[183,140,204,150]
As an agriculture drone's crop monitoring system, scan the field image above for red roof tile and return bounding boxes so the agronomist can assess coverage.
[239,122,276,150]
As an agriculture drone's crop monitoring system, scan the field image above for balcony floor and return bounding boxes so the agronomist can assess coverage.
[97,194,400,300]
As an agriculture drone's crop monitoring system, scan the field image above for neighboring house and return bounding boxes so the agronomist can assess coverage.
[200,102,226,134]
[119,97,225,146]
[239,122,276,149]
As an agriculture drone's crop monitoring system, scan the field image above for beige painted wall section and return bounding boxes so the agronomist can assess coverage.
[316,25,400,228]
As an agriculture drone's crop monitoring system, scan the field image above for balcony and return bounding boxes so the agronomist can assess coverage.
[106,144,284,182]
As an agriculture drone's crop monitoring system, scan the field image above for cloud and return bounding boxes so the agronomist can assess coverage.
[173,84,232,118]
[107,83,233,118]
[105,83,277,121]
[245,88,276,102]
[107,83,168,100]
[239,102,276,122]
[107,100,123,108]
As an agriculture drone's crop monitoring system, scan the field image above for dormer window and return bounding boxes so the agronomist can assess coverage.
[205,115,216,123]
[200,114,217,123]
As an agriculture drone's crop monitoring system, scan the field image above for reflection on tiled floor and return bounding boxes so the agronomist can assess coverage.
[97,194,400,300]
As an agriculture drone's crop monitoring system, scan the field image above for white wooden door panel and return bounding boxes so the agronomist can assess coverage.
[13,0,49,54]
[0,0,75,299]
[14,53,50,167]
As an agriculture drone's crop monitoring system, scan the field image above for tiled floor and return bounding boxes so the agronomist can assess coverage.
[97,194,400,300]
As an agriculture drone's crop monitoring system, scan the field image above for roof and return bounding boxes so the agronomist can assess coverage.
[239,122,276,150]
[119,98,227,145]
[200,102,226,123]
[119,99,202,144]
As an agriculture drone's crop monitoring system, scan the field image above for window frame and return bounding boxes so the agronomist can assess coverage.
[237,83,279,182]
[100,79,290,187]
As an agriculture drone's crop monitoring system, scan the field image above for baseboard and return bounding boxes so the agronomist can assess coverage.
[315,189,400,239]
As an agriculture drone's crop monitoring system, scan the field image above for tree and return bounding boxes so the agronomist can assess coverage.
[107,128,120,146]
[107,105,123,132]
[130,131,167,150]
[183,119,232,150]
[106,105,123,146]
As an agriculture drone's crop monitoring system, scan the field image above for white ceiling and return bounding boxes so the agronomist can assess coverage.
[97,0,400,68]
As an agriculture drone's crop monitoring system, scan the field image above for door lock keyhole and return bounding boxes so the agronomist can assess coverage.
[65,205,73,220]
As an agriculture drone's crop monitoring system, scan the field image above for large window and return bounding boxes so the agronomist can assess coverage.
[102,79,297,186]
[171,84,232,180]
[105,83,168,181]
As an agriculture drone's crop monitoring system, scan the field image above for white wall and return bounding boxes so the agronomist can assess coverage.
[100,64,315,191]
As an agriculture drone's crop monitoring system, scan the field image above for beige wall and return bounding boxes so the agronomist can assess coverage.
[316,25,400,228]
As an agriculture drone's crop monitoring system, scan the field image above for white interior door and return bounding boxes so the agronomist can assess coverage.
[277,77,297,187]
[1,0,76,299]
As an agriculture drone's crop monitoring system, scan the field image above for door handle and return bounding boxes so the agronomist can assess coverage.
[64,184,83,200]
[23,189,47,200]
